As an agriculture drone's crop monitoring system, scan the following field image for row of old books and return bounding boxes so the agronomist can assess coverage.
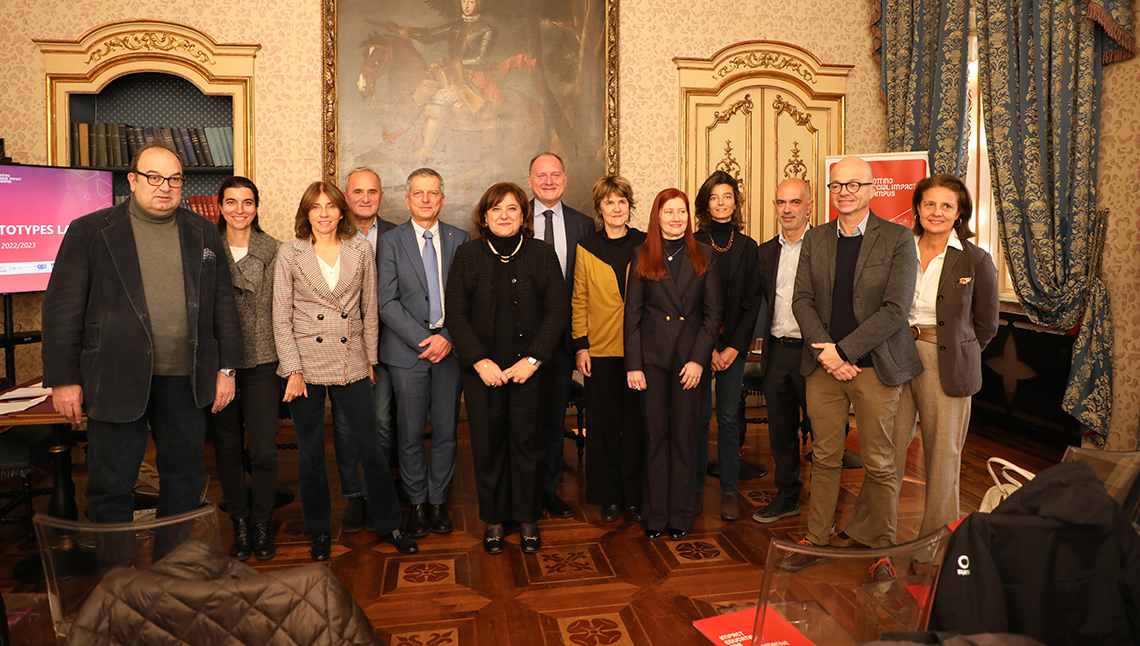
[184,196,221,223]
[111,195,222,224]
[70,123,235,169]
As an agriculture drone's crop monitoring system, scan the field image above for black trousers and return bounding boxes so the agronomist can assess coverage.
[641,359,701,533]
[463,366,552,525]
[762,341,809,504]
[584,357,644,508]
[541,347,575,494]
[207,361,281,524]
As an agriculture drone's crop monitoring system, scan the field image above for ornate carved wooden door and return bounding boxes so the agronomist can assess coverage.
[676,41,851,242]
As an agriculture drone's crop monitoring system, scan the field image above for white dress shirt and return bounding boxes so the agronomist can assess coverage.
[909,230,963,327]
[410,218,446,327]
[770,225,810,340]
[532,199,568,276]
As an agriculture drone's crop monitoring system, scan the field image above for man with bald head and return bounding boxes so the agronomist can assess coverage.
[751,178,814,524]
[782,157,921,570]
[43,140,244,523]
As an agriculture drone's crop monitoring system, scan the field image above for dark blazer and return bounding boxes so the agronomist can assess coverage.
[533,199,594,352]
[930,239,1000,397]
[445,236,568,368]
[694,230,762,354]
[42,202,244,422]
[792,213,922,387]
[624,243,723,372]
[377,220,470,369]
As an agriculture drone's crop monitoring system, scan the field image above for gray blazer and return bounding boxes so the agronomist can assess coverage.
[225,230,281,368]
[931,239,1000,397]
[377,220,470,369]
[792,214,922,387]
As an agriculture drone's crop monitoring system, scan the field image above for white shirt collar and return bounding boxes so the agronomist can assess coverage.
[779,223,811,247]
[534,200,564,219]
[914,228,963,252]
[410,218,440,238]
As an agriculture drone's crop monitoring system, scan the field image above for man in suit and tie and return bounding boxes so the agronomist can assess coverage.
[784,156,922,568]
[335,167,398,534]
[527,152,595,518]
[377,168,470,537]
[752,178,813,525]
[43,140,244,523]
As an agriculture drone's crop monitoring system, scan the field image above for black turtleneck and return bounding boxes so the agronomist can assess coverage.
[664,237,686,283]
[487,230,523,257]
[709,220,734,293]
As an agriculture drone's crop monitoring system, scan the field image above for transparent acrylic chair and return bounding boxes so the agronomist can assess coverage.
[33,505,221,640]
[752,527,952,646]
[1060,446,1140,526]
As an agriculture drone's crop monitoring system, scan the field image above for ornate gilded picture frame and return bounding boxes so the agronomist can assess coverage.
[321,0,619,224]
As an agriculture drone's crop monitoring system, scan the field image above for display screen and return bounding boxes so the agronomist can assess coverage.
[0,165,113,293]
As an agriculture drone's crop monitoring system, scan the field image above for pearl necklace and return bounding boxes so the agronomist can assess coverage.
[487,236,523,263]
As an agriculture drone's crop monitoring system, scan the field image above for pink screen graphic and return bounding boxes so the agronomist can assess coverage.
[0,166,113,293]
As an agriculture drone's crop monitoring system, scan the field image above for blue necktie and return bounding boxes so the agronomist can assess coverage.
[422,230,443,326]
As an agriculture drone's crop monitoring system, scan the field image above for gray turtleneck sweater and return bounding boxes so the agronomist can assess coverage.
[128,196,191,376]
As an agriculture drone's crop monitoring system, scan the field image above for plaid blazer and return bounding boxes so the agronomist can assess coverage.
[273,237,378,385]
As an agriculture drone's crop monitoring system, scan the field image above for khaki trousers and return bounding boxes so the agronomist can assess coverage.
[846,340,972,543]
[804,368,900,547]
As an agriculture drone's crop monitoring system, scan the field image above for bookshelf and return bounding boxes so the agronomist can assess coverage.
[35,20,260,186]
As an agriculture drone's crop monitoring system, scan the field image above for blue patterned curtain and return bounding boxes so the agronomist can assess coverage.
[874,0,970,175]
[976,0,1134,444]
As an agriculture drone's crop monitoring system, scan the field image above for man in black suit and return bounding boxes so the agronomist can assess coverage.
[527,152,595,518]
[43,140,244,523]
[752,178,813,524]
[335,166,398,534]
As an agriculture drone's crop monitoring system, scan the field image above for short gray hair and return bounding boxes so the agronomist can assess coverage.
[405,168,444,195]
[344,166,381,190]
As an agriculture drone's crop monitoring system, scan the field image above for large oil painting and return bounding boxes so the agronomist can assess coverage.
[322,0,619,226]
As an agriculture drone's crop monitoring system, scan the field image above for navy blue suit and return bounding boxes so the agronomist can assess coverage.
[377,219,469,505]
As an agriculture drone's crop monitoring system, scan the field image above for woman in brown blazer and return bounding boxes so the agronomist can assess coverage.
[845,174,999,547]
[273,180,416,560]
[625,188,722,541]
[446,182,567,555]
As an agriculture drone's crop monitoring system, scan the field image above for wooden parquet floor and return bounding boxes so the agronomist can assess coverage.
[1,406,1065,645]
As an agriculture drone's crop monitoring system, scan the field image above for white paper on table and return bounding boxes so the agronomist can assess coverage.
[0,383,52,401]
[0,395,49,415]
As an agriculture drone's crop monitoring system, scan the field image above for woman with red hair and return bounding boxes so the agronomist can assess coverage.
[624,188,722,541]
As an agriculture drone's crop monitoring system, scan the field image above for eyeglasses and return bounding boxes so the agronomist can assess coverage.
[826,181,874,194]
[137,172,185,188]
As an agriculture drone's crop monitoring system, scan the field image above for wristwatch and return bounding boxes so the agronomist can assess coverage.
[219,368,236,378]
[526,357,540,366]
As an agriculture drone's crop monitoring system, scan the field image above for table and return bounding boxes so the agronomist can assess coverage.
[0,382,78,583]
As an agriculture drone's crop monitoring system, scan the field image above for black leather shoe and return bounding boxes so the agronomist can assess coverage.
[342,497,366,534]
[310,531,331,561]
[386,528,418,554]
[428,503,453,534]
[407,504,430,538]
[253,522,275,561]
[520,523,541,553]
[645,529,663,541]
[600,504,621,522]
[230,517,251,561]
[626,506,643,522]
[543,492,573,518]
[483,525,505,554]
[669,528,689,541]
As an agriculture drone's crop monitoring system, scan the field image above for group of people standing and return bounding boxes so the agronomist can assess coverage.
[43,139,998,572]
